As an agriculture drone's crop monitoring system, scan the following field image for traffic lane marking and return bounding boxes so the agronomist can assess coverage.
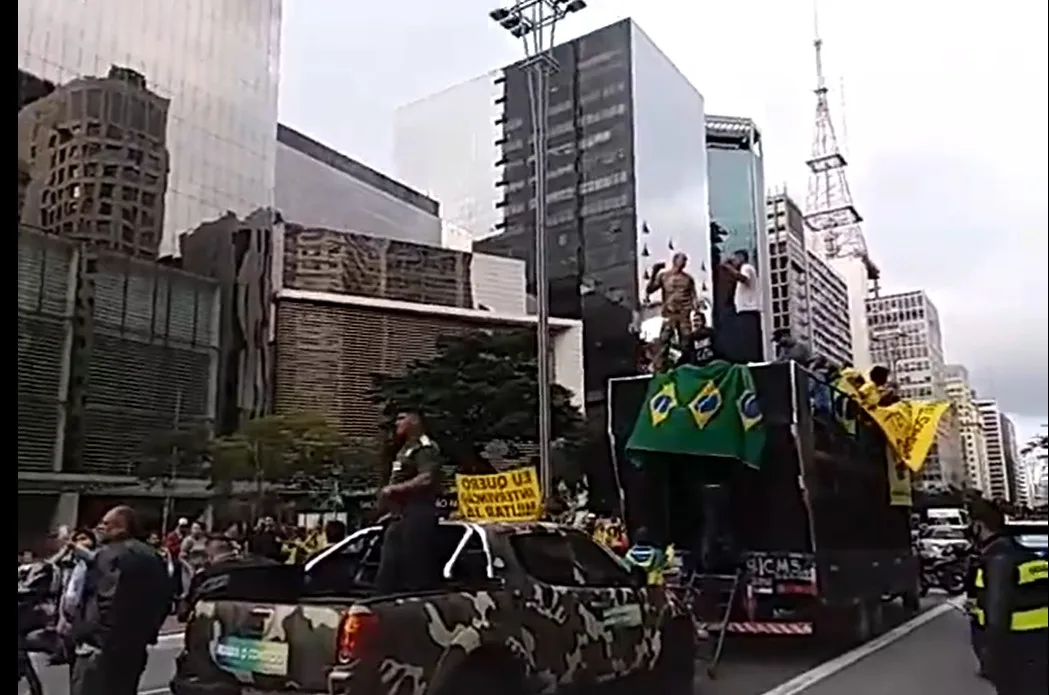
[757,596,965,695]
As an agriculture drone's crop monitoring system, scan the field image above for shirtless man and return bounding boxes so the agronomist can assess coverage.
[646,252,699,368]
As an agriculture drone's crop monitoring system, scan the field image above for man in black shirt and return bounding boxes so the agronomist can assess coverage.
[375,411,443,593]
[71,506,171,695]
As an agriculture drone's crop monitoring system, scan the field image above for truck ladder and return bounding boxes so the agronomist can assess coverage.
[690,568,744,679]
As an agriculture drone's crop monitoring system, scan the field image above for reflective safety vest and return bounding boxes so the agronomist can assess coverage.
[973,557,1049,632]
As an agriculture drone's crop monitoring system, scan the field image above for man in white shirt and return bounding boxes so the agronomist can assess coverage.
[720,249,763,362]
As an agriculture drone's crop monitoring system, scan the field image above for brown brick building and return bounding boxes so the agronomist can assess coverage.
[273,289,584,445]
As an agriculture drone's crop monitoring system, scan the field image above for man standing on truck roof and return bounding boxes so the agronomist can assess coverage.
[376,410,443,593]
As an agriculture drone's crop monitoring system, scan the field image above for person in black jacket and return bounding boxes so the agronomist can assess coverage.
[70,506,172,695]
[970,500,1048,694]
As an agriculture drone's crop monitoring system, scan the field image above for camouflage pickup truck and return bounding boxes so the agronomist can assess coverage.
[170,520,694,695]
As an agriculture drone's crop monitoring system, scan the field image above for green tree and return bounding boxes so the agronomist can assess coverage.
[209,413,346,515]
[368,331,586,474]
[136,421,212,531]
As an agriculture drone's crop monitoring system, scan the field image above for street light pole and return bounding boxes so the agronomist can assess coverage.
[489,0,589,500]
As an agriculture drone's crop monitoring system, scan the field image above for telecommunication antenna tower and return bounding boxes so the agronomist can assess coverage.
[803,4,880,292]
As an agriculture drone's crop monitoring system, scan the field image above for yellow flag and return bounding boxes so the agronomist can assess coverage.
[649,381,677,426]
[900,401,950,472]
[687,380,722,429]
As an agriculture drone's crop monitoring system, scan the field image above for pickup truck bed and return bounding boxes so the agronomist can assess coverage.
[172,521,696,695]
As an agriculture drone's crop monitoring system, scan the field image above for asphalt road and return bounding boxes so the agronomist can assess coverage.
[24,596,980,695]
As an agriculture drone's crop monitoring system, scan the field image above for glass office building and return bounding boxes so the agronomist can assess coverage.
[396,19,710,402]
[706,116,772,359]
[17,0,283,255]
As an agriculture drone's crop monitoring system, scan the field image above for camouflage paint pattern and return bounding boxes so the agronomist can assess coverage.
[174,522,686,695]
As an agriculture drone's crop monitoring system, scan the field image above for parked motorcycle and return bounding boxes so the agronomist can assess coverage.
[919,544,969,596]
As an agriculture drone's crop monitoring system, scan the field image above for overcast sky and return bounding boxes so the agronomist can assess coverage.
[278,0,1047,442]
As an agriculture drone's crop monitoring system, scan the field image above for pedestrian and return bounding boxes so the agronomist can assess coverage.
[55,529,98,660]
[719,249,763,363]
[69,505,172,695]
[970,499,1048,694]
[375,410,442,593]
[164,518,189,561]
[248,516,285,562]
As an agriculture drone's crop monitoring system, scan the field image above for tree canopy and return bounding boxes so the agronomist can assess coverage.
[208,412,348,494]
[368,331,586,471]
[135,421,212,487]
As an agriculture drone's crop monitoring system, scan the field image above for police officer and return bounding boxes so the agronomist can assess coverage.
[970,500,1048,694]
[375,411,443,593]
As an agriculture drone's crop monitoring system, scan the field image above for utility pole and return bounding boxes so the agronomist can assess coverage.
[160,387,183,534]
[488,0,590,499]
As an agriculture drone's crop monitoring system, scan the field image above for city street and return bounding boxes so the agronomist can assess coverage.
[22,596,994,695]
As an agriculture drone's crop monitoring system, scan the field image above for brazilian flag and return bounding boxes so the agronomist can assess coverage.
[626,360,766,469]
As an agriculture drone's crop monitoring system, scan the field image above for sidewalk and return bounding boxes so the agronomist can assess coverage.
[786,606,994,695]
[160,614,183,635]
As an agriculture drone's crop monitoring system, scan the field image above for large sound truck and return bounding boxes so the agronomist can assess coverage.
[607,360,920,642]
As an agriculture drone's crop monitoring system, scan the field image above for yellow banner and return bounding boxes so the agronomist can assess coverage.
[887,451,913,507]
[455,466,542,522]
[836,370,950,473]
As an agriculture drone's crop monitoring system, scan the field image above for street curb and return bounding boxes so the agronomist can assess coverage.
[757,597,964,695]
[156,631,184,645]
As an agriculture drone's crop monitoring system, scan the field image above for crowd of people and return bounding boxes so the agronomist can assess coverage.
[16,508,352,695]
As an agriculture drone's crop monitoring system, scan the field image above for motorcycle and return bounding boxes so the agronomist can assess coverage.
[919,545,969,596]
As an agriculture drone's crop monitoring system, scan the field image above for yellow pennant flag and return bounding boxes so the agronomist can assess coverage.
[687,380,722,429]
[649,381,678,426]
[899,401,950,472]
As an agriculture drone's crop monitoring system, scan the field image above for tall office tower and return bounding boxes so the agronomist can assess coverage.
[275,124,442,246]
[866,290,964,488]
[764,192,852,367]
[944,364,992,493]
[19,66,171,259]
[999,413,1028,506]
[395,19,709,402]
[706,116,772,359]
[975,400,1012,501]
[18,0,283,255]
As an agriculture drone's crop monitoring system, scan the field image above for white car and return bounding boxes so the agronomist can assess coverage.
[919,526,970,557]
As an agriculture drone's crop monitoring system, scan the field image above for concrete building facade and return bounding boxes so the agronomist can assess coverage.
[867,290,963,488]
[944,364,992,493]
[999,413,1027,506]
[975,399,1012,501]
[272,289,584,486]
[764,191,852,367]
[396,19,709,401]
[275,124,442,246]
[18,66,170,258]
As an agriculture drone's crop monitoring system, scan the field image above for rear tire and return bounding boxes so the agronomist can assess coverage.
[435,658,528,695]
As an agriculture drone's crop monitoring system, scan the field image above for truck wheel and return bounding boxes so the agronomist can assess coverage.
[435,658,528,695]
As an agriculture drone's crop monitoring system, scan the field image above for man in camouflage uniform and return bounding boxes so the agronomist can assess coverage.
[376,411,443,593]
[646,252,700,370]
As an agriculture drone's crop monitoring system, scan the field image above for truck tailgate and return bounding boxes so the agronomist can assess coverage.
[183,600,346,692]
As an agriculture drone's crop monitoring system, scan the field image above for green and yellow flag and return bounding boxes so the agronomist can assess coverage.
[626,361,766,469]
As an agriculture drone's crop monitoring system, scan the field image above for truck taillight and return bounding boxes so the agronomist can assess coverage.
[336,610,379,663]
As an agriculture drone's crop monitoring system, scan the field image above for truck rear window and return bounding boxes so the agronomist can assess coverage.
[511,532,633,588]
